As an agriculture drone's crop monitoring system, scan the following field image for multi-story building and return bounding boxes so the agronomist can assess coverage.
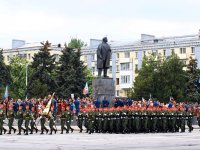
[3,39,62,65]
[3,31,200,97]
[81,32,200,97]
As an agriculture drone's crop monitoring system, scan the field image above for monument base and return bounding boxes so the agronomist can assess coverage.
[92,78,115,105]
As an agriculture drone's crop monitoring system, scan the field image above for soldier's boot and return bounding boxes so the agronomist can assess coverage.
[66,128,69,133]
[70,127,74,133]
[80,128,83,133]
[44,127,49,134]
[40,128,44,134]
[12,127,16,133]
[25,129,28,135]
[86,129,88,133]
[7,129,11,134]
[49,129,52,135]
[60,129,63,134]
[54,128,57,134]
[0,129,2,135]
[35,128,38,133]
[17,128,21,135]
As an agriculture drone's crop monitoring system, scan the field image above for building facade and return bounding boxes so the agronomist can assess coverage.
[3,32,200,97]
[81,33,200,97]
[3,40,62,65]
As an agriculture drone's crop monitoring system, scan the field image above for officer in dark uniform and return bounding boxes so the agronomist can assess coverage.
[102,97,109,108]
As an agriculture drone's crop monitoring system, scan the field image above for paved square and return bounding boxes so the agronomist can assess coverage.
[0,129,200,150]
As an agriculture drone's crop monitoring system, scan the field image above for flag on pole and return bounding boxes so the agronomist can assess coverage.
[3,85,8,99]
[83,82,89,95]
[43,93,55,115]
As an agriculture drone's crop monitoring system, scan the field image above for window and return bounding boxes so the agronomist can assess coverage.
[92,67,95,75]
[163,50,166,56]
[28,54,31,60]
[135,52,138,58]
[180,59,187,65]
[121,75,130,84]
[135,64,138,73]
[117,53,119,58]
[91,54,95,61]
[124,52,130,58]
[7,55,10,61]
[84,55,87,61]
[120,63,130,71]
[24,54,27,59]
[171,49,174,54]
[117,90,119,96]
[191,47,195,54]
[116,78,119,85]
[180,48,186,54]
[143,51,146,56]
[54,54,60,62]
[117,65,119,71]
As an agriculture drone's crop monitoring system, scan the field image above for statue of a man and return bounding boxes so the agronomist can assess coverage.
[97,37,111,78]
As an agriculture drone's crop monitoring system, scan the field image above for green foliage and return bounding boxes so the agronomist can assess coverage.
[84,69,95,97]
[68,38,86,49]
[9,56,28,99]
[0,49,11,97]
[27,41,56,98]
[186,57,200,102]
[56,46,87,98]
[132,53,187,102]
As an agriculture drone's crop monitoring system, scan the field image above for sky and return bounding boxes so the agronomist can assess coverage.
[1,0,200,48]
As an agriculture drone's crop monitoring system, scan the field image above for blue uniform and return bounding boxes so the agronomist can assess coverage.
[102,99,109,108]
[94,99,101,109]
[74,99,80,114]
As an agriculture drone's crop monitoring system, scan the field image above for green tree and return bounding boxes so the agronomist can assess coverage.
[132,54,161,100]
[132,53,187,103]
[68,38,86,49]
[156,54,187,102]
[84,69,94,97]
[186,56,200,102]
[9,56,28,99]
[27,41,56,98]
[56,45,87,98]
[0,49,11,97]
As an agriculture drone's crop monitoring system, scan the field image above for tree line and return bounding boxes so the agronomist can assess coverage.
[131,52,200,103]
[0,38,93,99]
[1,41,200,103]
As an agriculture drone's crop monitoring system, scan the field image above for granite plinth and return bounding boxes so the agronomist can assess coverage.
[92,78,115,103]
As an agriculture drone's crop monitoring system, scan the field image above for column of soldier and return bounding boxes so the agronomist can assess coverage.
[0,96,199,135]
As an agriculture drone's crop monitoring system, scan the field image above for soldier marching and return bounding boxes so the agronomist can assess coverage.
[0,96,199,135]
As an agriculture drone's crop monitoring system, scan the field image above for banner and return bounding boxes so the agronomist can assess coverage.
[83,82,89,95]
[42,93,55,115]
[3,85,8,99]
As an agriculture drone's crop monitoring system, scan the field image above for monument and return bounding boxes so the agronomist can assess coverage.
[92,37,115,103]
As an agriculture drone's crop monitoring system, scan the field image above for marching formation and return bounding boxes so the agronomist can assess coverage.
[0,95,200,135]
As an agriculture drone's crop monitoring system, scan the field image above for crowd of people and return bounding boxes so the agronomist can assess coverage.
[0,95,199,135]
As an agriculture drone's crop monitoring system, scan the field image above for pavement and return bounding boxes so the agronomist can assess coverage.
[0,126,200,150]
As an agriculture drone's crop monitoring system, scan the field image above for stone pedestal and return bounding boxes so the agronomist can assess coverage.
[92,78,115,104]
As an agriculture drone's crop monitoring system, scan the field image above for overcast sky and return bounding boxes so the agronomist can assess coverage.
[1,0,200,48]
